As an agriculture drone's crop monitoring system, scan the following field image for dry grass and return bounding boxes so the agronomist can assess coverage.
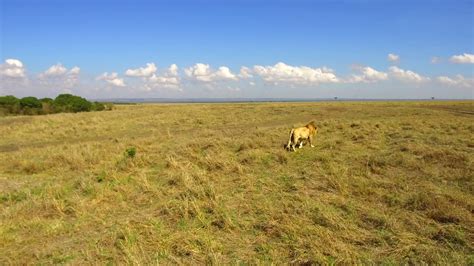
[0,101,473,264]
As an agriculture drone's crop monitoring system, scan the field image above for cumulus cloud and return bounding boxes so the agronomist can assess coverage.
[38,63,81,88]
[387,53,400,63]
[449,53,474,64]
[41,63,68,76]
[253,62,339,85]
[145,64,181,91]
[97,72,126,87]
[0,58,26,78]
[347,65,388,83]
[238,66,253,79]
[125,63,157,77]
[388,66,429,83]
[69,66,80,75]
[147,75,180,89]
[184,63,238,82]
[436,75,473,88]
[168,64,179,76]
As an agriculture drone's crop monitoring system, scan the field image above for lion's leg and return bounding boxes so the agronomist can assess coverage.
[293,138,300,151]
[292,137,298,151]
[298,140,304,149]
[309,135,315,148]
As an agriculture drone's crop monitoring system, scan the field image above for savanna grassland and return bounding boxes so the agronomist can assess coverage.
[0,101,473,264]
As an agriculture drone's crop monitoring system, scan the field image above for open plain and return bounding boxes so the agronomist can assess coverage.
[0,101,473,264]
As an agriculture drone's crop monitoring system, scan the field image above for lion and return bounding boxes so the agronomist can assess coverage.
[286,121,318,151]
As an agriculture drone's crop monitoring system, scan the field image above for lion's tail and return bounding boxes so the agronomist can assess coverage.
[286,128,295,149]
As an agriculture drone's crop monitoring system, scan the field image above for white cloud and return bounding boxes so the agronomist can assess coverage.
[431,57,441,64]
[5,59,23,68]
[347,66,387,83]
[387,53,400,63]
[0,58,26,78]
[41,63,68,76]
[184,63,211,82]
[238,66,253,79]
[97,72,126,87]
[184,63,238,82]
[138,64,182,91]
[38,63,81,88]
[147,75,180,89]
[449,53,474,64]
[125,63,157,77]
[436,75,473,88]
[69,66,80,75]
[215,66,238,80]
[388,66,429,83]
[168,64,178,76]
[253,62,339,85]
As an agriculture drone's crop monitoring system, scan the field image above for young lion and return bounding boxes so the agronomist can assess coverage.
[286,121,318,151]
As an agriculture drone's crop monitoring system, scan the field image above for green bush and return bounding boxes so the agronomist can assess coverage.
[104,103,114,111]
[40,98,53,103]
[0,95,21,113]
[125,147,136,158]
[20,97,42,109]
[0,94,110,116]
[53,94,92,113]
[0,95,20,106]
[92,102,106,111]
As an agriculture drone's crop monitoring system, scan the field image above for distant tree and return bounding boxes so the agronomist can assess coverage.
[0,95,20,114]
[71,97,92,112]
[40,98,55,114]
[91,101,106,111]
[20,97,42,109]
[104,103,114,111]
[40,97,54,103]
[54,94,92,112]
[0,95,20,106]
[0,94,107,116]
[19,97,42,115]
[53,94,76,109]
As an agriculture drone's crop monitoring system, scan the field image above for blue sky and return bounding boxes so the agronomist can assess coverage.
[1,0,473,99]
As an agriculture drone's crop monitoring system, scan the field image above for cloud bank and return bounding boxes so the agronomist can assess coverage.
[450,53,474,64]
[1,55,473,99]
[253,62,339,85]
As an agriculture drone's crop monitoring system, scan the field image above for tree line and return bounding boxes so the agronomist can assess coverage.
[0,94,113,115]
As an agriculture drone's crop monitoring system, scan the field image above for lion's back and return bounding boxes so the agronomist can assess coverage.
[294,126,311,138]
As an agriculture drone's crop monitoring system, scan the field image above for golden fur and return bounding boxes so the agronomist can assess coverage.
[286,121,318,151]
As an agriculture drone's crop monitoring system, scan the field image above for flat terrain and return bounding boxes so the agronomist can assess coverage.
[0,101,473,264]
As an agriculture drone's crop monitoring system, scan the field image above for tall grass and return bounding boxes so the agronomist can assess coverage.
[0,101,473,264]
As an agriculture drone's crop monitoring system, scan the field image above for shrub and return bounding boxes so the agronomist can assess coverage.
[53,94,92,113]
[0,95,21,114]
[91,102,106,111]
[0,94,109,116]
[20,97,42,109]
[104,103,114,111]
[0,95,20,106]
[40,97,53,103]
[125,147,137,158]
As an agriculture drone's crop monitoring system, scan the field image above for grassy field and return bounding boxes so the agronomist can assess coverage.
[0,101,473,264]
